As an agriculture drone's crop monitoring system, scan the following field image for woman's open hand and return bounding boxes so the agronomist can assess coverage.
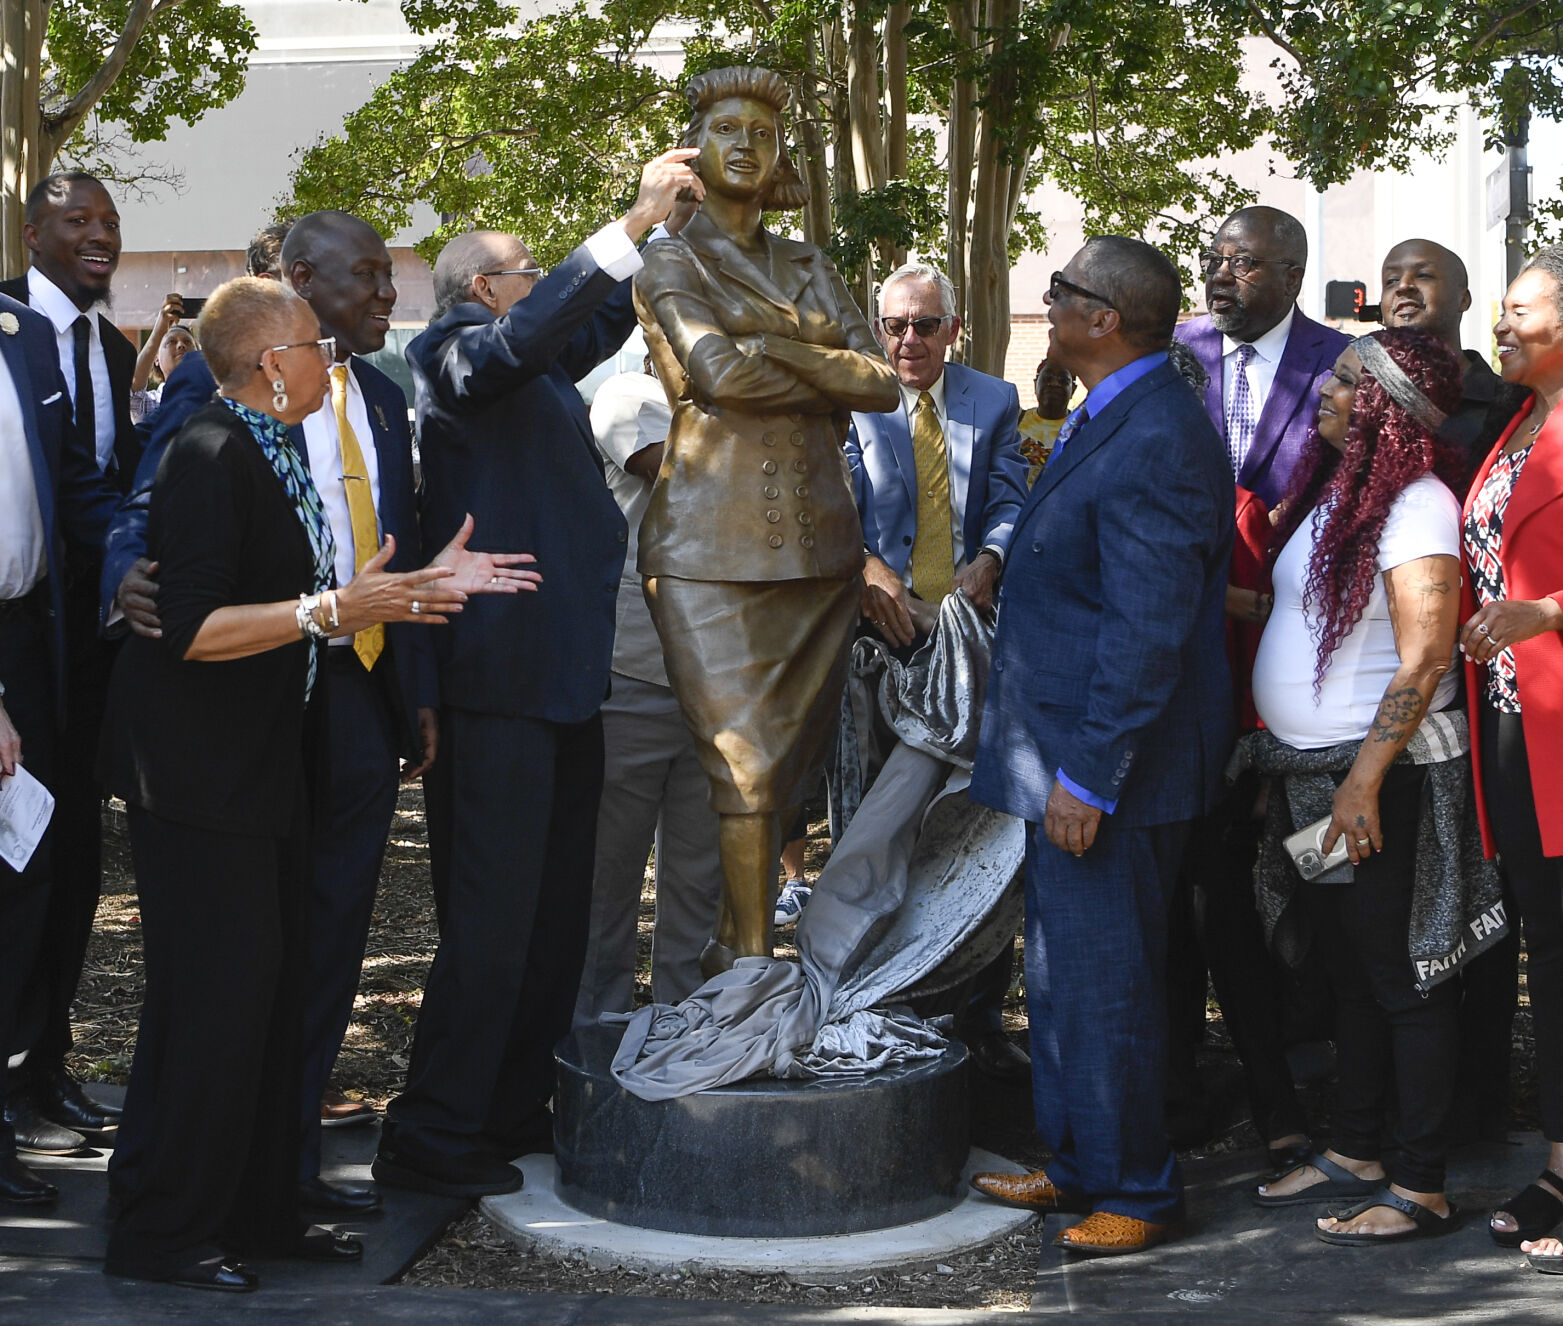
[1459,597,1563,663]
[431,514,542,596]
[335,536,466,628]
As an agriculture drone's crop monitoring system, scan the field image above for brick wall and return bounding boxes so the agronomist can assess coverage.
[1000,315,1051,407]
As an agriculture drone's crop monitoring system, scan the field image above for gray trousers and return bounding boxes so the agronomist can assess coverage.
[574,672,724,1028]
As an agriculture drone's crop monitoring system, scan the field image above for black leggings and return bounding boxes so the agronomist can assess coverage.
[1480,709,1563,1141]
[1304,764,1459,1194]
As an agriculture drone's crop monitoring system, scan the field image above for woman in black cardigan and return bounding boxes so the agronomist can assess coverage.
[100,278,535,1292]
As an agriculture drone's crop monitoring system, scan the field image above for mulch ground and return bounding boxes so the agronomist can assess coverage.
[72,787,1539,1311]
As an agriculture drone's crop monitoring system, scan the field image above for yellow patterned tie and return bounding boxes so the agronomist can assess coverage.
[331,365,383,670]
[909,391,954,603]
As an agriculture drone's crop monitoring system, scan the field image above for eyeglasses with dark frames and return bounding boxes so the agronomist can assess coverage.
[481,267,545,279]
[1198,252,1299,279]
[261,335,336,367]
[877,314,955,339]
[1048,272,1116,310]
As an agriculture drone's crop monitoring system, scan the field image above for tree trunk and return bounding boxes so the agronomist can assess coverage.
[884,1,909,268]
[0,0,45,278]
[794,29,833,249]
[945,0,977,361]
[964,0,1021,377]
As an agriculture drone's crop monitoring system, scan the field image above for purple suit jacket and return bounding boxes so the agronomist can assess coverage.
[1174,309,1348,509]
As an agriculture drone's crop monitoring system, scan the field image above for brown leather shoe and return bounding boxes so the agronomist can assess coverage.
[1055,1210,1171,1255]
[970,1167,1084,1212]
[320,1089,377,1128]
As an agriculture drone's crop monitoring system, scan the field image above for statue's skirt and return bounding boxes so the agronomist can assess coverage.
[645,575,859,816]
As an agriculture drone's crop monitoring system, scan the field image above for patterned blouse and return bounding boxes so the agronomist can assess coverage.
[1463,443,1533,713]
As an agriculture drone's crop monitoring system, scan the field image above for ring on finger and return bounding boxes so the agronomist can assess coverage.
[1356,837,1370,847]
[411,600,421,614]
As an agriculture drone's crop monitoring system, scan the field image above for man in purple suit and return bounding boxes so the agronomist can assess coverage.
[1174,206,1348,507]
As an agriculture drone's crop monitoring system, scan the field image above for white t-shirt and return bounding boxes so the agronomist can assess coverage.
[1252,474,1461,749]
[592,372,673,688]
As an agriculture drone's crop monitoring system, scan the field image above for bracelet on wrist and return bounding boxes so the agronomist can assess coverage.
[297,593,330,641]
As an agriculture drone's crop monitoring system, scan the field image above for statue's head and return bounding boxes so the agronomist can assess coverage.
[681,66,809,211]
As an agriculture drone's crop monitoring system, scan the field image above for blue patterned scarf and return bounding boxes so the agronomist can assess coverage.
[223,398,336,697]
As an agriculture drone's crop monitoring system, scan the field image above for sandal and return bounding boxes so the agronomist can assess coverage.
[1252,1150,1380,1208]
[1492,1169,1563,1248]
[1316,1188,1462,1246]
[1529,1248,1563,1275]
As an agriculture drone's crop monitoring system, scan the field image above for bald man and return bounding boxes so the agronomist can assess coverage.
[1380,238,1530,489]
[1175,206,1348,507]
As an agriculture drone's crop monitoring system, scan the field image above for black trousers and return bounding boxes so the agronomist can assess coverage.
[1480,708,1563,1141]
[105,809,305,1275]
[11,574,112,1083]
[386,707,602,1161]
[295,649,399,1181]
[1167,771,1306,1141]
[1305,764,1459,1194]
[0,591,57,1154]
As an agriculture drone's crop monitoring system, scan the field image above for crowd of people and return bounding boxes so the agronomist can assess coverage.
[2,72,1563,1294]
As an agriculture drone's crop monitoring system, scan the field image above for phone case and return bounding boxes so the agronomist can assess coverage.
[1283,813,1352,882]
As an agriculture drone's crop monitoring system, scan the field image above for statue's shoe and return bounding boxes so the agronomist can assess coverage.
[1054,1211,1171,1255]
[969,1167,1085,1213]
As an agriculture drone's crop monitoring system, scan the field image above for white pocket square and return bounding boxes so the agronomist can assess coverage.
[41,391,61,405]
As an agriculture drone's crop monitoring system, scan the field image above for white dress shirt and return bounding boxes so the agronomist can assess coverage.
[582,222,645,283]
[0,356,45,599]
[302,361,381,641]
[28,268,116,472]
[1221,304,1295,449]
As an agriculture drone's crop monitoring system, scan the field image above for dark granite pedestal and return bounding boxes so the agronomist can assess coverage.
[555,1025,970,1238]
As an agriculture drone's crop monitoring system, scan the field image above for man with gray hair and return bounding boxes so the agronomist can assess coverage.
[842,259,1029,1080]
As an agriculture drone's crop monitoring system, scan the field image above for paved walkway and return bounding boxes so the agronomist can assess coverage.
[2,1084,1559,1322]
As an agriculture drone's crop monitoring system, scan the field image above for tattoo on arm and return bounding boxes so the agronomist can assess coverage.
[1369,684,1426,745]
[1414,575,1452,630]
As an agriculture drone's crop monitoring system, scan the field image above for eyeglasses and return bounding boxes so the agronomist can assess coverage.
[1048,272,1116,309]
[481,268,545,279]
[878,314,954,339]
[1199,252,1298,279]
[262,335,336,365]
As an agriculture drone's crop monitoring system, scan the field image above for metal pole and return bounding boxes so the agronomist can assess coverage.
[1506,112,1531,287]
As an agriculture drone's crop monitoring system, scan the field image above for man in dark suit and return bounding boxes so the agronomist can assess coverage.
[845,260,1030,1080]
[376,149,698,1198]
[0,291,119,1203]
[98,214,435,1222]
[968,237,1234,1255]
[1174,206,1347,507]
[1,172,138,1149]
[1379,236,1529,1146]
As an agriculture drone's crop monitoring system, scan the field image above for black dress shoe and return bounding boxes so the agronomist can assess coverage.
[2,1095,85,1155]
[373,1144,523,1197]
[298,1175,382,1215]
[963,1029,1032,1082]
[105,1256,259,1293]
[293,1225,364,1262]
[37,1067,120,1132]
[0,1151,58,1205]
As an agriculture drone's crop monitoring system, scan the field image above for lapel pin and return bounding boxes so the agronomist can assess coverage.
[0,312,18,335]
[374,404,389,431]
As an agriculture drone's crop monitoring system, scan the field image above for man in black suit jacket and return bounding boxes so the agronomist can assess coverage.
[375,150,699,1198]
[0,291,118,1204]
[1,172,138,1149]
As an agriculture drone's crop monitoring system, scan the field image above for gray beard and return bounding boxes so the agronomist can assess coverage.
[1208,305,1243,335]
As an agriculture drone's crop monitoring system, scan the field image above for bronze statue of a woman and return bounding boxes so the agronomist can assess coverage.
[634,66,900,964]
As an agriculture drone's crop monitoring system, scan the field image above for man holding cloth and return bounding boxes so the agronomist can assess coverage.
[968,237,1234,1255]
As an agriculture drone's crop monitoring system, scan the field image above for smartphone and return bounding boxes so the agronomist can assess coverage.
[1283,814,1352,882]
[179,296,206,318]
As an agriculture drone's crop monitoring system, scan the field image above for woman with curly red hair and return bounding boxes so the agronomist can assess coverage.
[1241,327,1506,1246]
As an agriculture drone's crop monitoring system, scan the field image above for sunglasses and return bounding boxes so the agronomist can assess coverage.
[1048,272,1116,309]
[878,314,954,339]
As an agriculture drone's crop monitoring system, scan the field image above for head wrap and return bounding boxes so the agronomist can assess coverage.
[1350,334,1448,433]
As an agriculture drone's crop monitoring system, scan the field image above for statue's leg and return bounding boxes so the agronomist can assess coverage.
[720,810,776,958]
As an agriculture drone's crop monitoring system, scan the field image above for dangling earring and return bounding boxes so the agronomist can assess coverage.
[272,377,289,413]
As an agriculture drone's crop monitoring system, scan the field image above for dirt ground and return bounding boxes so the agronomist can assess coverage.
[73,787,1539,1311]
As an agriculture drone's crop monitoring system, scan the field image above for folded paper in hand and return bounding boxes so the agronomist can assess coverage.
[0,765,54,872]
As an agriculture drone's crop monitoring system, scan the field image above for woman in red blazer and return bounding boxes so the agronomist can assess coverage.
[1459,247,1563,1261]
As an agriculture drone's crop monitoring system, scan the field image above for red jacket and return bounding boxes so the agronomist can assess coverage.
[1464,401,1563,857]
[1228,486,1271,731]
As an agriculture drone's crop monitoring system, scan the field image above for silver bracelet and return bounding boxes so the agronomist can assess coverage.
[297,593,330,640]
[322,589,341,631]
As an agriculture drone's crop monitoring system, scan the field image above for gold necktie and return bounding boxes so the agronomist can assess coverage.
[331,365,383,670]
[909,391,953,603]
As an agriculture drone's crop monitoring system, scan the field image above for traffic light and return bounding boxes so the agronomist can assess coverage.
[1325,280,1367,320]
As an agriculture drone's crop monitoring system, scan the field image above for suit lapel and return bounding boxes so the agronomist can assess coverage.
[943,365,976,554]
[1240,315,1316,489]
[685,214,802,321]
[1183,322,1224,430]
[0,329,55,559]
[1505,404,1563,537]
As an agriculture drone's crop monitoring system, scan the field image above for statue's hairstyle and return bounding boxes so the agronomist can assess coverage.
[680,66,810,212]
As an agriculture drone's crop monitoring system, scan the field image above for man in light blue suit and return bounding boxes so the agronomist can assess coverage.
[968,237,1234,1256]
[844,261,1030,1081]
[846,262,1027,646]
